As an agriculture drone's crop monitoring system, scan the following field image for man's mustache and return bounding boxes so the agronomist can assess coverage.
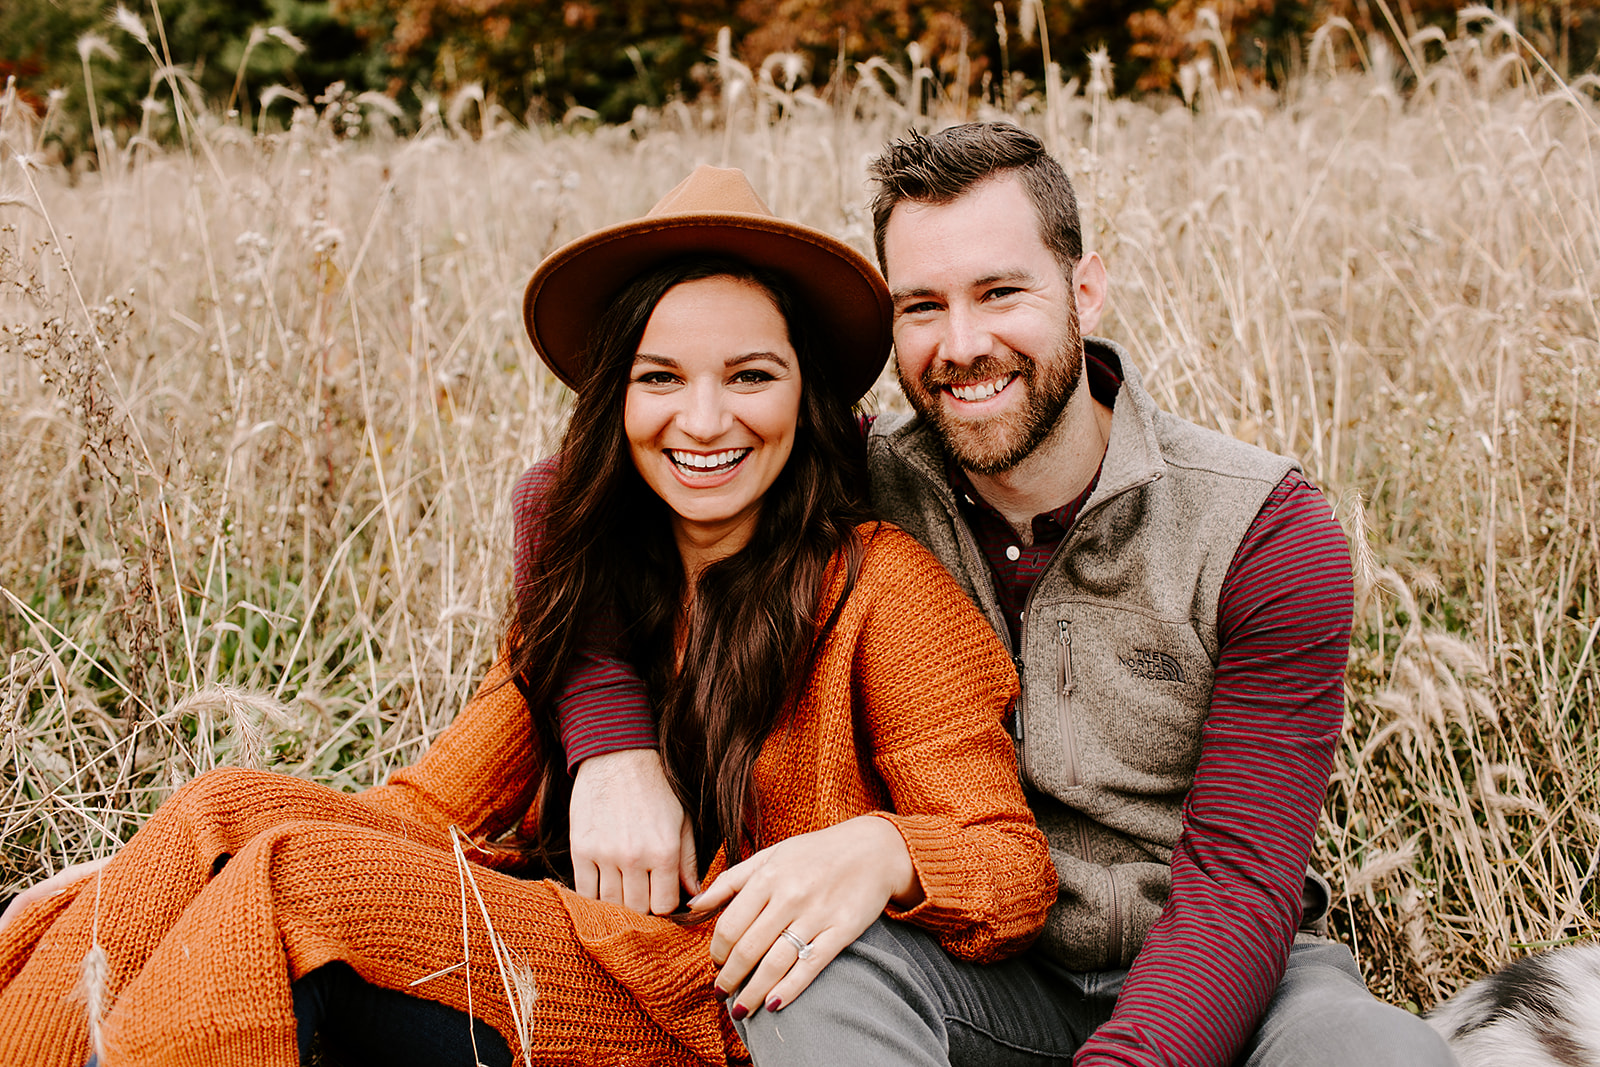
[920,353,1033,390]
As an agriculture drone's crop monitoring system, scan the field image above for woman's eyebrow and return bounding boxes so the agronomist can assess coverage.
[726,351,791,369]
[631,352,791,369]
[632,353,681,367]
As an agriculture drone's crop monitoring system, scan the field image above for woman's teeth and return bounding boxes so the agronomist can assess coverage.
[949,375,1014,402]
[669,448,750,473]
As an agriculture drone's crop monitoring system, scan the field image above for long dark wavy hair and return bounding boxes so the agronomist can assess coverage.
[505,254,872,876]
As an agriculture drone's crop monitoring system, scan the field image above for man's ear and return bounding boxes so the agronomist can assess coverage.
[1072,253,1109,337]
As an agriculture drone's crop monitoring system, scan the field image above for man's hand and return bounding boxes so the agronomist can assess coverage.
[692,815,921,1020]
[0,856,111,938]
[569,748,697,915]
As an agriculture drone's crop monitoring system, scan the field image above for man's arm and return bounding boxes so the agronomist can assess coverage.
[510,459,695,913]
[1074,472,1353,1067]
[557,646,697,912]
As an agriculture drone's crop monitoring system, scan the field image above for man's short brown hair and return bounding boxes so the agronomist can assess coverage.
[867,123,1083,275]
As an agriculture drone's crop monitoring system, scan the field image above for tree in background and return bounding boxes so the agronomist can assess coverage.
[1126,0,1598,91]
[328,0,745,122]
[4,0,1596,156]
[1,0,368,159]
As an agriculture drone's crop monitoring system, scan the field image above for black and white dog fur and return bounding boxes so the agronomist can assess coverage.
[1427,944,1600,1066]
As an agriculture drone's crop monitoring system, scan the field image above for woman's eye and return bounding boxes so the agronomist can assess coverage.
[731,369,776,385]
[632,370,678,386]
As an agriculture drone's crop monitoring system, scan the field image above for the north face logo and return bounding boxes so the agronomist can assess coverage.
[1121,649,1185,682]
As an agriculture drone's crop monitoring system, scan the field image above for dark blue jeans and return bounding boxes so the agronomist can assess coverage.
[292,962,511,1067]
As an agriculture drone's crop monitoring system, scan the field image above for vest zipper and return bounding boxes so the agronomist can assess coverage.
[1011,655,1030,787]
[1057,621,1091,860]
[1106,867,1124,966]
[1057,621,1083,790]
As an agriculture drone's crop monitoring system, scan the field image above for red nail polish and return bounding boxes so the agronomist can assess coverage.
[766,996,782,1013]
[712,986,728,1002]
[730,1003,748,1022]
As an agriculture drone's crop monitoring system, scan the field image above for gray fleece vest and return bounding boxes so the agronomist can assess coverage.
[868,338,1299,970]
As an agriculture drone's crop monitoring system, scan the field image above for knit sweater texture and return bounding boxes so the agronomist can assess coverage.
[0,524,1054,1067]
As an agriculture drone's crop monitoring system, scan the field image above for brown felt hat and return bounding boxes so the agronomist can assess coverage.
[523,166,892,402]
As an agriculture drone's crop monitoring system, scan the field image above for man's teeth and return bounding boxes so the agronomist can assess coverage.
[669,449,749,471]
[949,376,1013,402]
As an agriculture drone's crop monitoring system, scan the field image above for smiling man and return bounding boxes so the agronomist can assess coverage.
[558,124,1456,1067]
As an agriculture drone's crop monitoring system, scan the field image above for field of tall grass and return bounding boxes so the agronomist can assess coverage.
[1,8,1596,1010]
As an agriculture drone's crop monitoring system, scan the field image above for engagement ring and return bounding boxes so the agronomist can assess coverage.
[778,927,815,960]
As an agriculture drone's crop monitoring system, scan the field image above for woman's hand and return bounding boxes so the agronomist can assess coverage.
[569,748,699,915]
[689,815,922,1020]
[0,856,111,938]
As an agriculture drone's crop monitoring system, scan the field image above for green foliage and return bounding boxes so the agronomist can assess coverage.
[6,0,1598,153]
[1,0,371,159]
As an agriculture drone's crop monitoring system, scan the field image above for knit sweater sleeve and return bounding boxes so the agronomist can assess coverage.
[1074,472,1352,1067]
[355,655,542,843]
[354,459,608,835]
[852,527,1057,962]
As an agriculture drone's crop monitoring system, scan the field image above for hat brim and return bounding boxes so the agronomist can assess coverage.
[524,212,892,403]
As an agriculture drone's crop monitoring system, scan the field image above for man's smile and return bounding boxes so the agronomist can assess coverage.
[946,373,1020,404]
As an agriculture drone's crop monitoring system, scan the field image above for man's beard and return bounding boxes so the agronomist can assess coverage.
[898,312,1084,476]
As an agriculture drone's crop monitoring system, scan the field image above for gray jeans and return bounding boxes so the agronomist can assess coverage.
[735,919,1457,1067]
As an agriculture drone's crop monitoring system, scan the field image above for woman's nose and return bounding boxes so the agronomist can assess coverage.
[676,382,733,441]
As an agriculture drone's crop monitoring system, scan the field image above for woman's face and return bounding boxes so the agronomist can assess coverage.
[625,274,803,563]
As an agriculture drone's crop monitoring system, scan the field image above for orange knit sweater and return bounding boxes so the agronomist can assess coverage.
[0,524,1054,1066]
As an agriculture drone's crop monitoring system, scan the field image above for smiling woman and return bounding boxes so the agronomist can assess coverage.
[0,167,1054,1067]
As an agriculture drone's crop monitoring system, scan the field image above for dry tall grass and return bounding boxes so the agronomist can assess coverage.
[1,12,1596,1008]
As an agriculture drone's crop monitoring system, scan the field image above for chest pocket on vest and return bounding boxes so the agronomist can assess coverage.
[1061,602,1214,791]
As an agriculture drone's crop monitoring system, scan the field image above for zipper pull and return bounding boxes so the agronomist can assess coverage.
[1058,621,1073,696]
[1011,655,1025,741]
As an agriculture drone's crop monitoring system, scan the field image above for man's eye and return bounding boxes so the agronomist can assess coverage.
[984,287,1021,301]
[898,301,939,315]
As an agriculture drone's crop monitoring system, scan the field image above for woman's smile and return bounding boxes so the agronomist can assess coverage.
[667,447,754,483]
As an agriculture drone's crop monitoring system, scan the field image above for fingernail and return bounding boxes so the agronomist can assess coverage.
[686,893,702,908]
[712,986,728,1002]
[765,996,782,1013]
[730,1003,748,1022]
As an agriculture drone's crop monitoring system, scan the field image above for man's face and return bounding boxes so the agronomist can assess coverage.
[883,176,1083,475]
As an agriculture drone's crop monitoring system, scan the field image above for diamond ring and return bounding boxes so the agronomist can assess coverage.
[778,927,815,960]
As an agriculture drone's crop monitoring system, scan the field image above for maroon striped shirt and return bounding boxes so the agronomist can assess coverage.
[522,359,1352,1067]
